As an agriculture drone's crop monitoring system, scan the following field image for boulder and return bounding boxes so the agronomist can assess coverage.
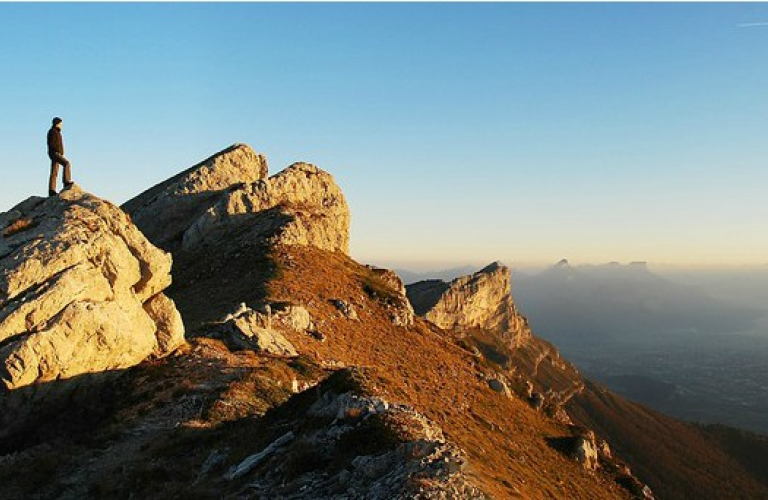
[331,299,358,320]
[573,434,599,470]
[0,185,185,436]
[488,378,511,397]
[206,304,299,356]
[122,144,269,251]
[270,303,313,332]
[365,265,408,296]
[571,429,600,471]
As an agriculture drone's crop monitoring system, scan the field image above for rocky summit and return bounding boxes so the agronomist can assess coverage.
[124,145,349,256]
[0,185,184,439]
[122,143,269,252]
[1,144,766,500]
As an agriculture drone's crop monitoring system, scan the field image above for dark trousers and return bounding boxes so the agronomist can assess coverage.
[49,152,71,192]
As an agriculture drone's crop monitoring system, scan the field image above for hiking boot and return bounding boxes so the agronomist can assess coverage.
[63,181,74,190]
[48,189,57,197]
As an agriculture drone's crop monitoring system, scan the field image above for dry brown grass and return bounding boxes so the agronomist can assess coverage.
[11,237,762,499]
[260,245,631,499]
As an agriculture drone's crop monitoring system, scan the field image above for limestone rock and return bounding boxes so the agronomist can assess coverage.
[206,304,299,356]
[597,439,612,460]
[270,303,313,332]
[122,144,269,251]
[406,262,530,346]
[550,404,574,425]
[143,293,185,353]
[182,162,349,254]
[573,433,600,471]
[0,185,185,436]
[123,147,349,259]
[366,265,408,296]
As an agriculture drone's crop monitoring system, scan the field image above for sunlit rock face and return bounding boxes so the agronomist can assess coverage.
[182,162,350,254]
[406,262,530,346]
[0,185,184,436]
[122,143,269,251]
[123,145,349,256]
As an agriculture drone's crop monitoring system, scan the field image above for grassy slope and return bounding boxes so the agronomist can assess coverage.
[566,381,768,499]
[239,245,631,499]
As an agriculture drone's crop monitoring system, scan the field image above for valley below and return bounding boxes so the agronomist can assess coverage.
[550,326,768,435]
[510,262,768,436]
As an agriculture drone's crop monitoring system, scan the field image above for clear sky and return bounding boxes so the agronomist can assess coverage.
[1,3,767,269]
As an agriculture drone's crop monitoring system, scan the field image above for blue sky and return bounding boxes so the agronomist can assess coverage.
[1,3,767,269]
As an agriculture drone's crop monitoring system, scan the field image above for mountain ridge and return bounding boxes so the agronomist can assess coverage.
[0,144,765,498]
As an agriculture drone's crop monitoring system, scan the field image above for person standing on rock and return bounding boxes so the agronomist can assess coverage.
[47,117,73,196]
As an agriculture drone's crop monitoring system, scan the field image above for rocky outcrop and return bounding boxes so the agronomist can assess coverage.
[203,303,301,356]
[182,162,349,253]
[406,262,529,346]
[572,430,600,471]
[123,146,350,256]
[407,262,585,416]
[366,266,409,297]
[219,369,488,499]
[0,185,184,435]
[122,144,269,251]
[364,265,415,327]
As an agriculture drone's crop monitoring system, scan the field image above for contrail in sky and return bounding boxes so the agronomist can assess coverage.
[737,22,768,27]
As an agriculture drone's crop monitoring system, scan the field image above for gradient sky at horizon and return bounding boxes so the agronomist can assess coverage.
[1,3,767,270]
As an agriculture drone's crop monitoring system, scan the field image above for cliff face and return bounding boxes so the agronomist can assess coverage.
[0,185,184,439]
[407,262,584,405]
[406,262,530,347]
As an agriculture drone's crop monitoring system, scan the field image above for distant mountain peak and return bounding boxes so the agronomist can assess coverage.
[478,261,505,274]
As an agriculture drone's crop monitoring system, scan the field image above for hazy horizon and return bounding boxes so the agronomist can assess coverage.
[380,259,768,275]
[1,3,766,267]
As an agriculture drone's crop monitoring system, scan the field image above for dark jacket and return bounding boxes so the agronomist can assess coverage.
[47,127,64,156]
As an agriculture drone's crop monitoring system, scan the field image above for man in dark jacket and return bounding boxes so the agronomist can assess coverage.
[47,117,73,196]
